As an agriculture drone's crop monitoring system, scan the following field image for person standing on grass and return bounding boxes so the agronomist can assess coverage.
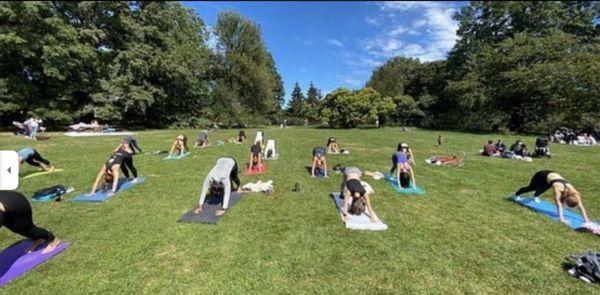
[17,147,54,171]
[0,191,61,254]
[512,171,590,224]
[194,157,242,217]
[437,134,443,147]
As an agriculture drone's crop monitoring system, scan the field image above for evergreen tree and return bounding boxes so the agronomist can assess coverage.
[287,82,305,116]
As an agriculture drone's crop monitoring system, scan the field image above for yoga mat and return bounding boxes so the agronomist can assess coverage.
[0,240,69,286]
[178,192,244,224]
[71,177,146,202]
[510,196,595,230]
[63,131,134,137]
[243,164,267,176]
[331,193,387,231]
[385,175,425,195]
[31,194,59,203]
[163,151,190,160]
[21,169,64,180]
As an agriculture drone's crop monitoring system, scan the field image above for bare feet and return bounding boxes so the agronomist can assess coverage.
[215,209,226,216]
[193,207,203,214]
[42,240,60,254]
[26,239,45,253]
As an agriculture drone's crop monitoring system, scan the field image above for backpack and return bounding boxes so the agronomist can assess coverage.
[566,251,600,283]
[32,185,67,201]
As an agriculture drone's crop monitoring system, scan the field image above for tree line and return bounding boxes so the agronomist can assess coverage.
[1,2,598,132]
[0,2,283,128]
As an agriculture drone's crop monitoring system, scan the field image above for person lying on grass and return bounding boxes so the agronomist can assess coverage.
[513,170,589,224]
[248,142,263,170]
[88,151,139,197]
[168,134,189,156]
[194,157,242,217]
[390,148,416,188]
[342,174,377,223]
[311,147,328,178]
[18,147,55,171]
[195,130,210,148]
[327,137,340,154]
[427,155,463,166]
[0,191,61,254]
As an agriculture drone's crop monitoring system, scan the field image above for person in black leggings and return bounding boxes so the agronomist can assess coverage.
[0,191,60,253]
[123,136,142,154]
[113,141,139,179]
[513,170,590,224]
[17,147,54,171]
[89,151,139,196]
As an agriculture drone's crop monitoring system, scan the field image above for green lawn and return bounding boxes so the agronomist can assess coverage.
[1,127,599,294]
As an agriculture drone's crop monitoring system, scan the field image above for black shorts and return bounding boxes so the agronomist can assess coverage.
[346,179,365,196]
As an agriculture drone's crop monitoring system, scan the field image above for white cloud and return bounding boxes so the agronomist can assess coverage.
[326,38,345,48]
[380,1,441,11]
[366,16,380,26]
[364,5,459,62]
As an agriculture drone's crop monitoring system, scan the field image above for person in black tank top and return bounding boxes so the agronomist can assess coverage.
[513,170,590,224]
[88,151,139,196]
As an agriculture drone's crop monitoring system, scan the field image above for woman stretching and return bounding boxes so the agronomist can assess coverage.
[513,170,589,224]
[327,137,340,154]
[169,135,189,156]
[17,147,54,171]
[391,149,416,189]
[195,130,210,148]
[311,147,328,177]
[89,151,138,196]
[1,191,60,254]
[249,142,263,169]
[194,157,241,217]
[341,170,377,223]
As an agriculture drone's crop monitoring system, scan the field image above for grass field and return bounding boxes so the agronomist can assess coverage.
[1,127,599,294]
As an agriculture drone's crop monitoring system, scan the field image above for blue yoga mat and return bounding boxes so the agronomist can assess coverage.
[163,152,190,160]
[71,177,146,202]
[510,196,594,230]
[385,175,425,195]
[31,194,58,203]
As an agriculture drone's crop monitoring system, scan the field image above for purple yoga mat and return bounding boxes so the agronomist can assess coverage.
[0,240,69,286]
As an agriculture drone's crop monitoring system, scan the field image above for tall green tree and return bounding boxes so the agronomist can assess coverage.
[287,82,305,116]
[212,11,283,126]
[320,87,394,128]
[303,81,322,121]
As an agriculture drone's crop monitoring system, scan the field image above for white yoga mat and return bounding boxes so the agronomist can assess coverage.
[331,192,387,231]
[64,131,134,137]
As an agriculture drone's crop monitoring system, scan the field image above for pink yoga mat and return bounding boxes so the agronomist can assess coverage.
[0,240,69,286]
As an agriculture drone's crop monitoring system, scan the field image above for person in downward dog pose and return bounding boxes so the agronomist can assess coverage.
[340,167,377,223]
[248,142,263,170]
[168,134,189,156]
[512,170,589,224]
[88,151,139,196]
[311,147,328,177]
[17,147,55,171]
[0,191,61,254]
[390,146,416,189]
[194,157,242,217]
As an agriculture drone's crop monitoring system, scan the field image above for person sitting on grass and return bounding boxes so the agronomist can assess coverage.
[341,170,377,223]
[194,157,241,217]
[1,191,61,254]
[391,148,416,189]
[168,135,189,156]
[311,147,328,178]
[495,139,507,156]
[195,130,210,148]
[482,140,497,157]
[510,140,528,157]
[88,151,139,197]
[248,141,263,170]
[512,170,589,225]
[327,137,340,154]
[17,147,54,171]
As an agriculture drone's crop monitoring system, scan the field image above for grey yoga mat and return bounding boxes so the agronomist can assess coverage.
[178,192,244,224]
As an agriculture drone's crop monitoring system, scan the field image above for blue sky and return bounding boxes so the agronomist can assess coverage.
[182,1,466,104]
